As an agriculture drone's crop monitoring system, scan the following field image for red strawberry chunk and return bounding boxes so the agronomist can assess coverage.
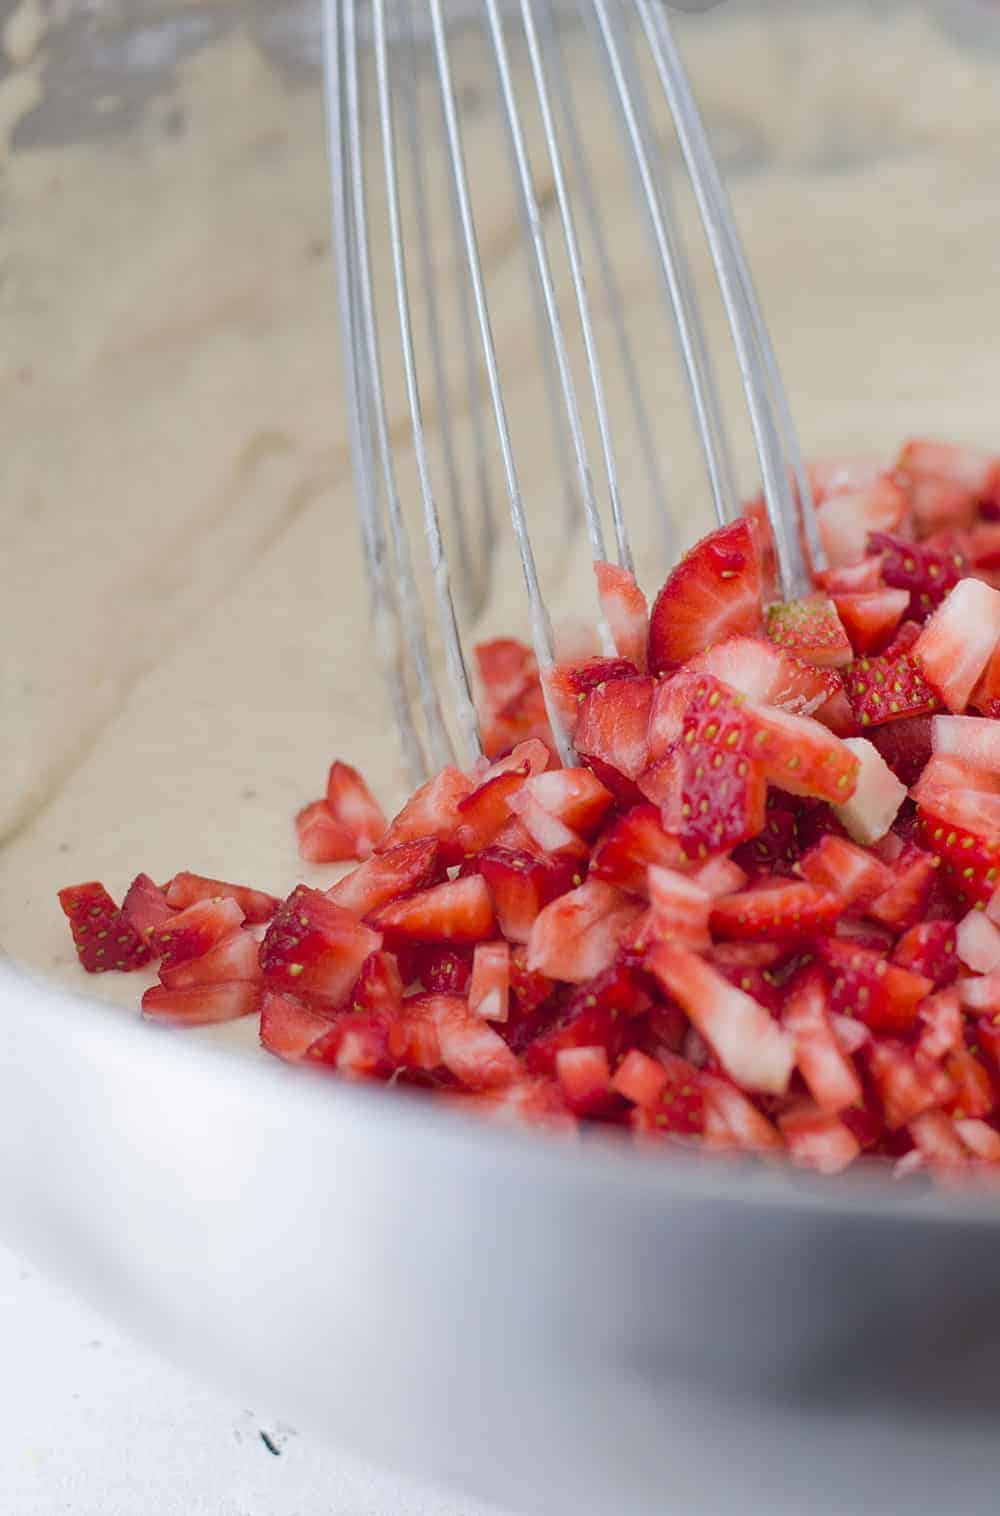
[913,578,1000,713]
[377,766,474,862]
[916,990,964,1062]
[819,939,932,1035]
[370,874,496,945]
[646,865,712,952]
[159,927,261,989]
[867,845,936,931]
[807,456,884,503]
[409,944,473,994]
[892,922,959,988]
[58,881,152,974]
[916,801,1000,910]
[455,768,534,855]
[845,653,939,729]
[743,703,860,805]
[684,636,841,718]
[543,656,640,734]
[765,594,852,669]
[468,941,510,1023]
[867,1041,954,1130]
[647,942,794,1095]
[405,993,519,1089]
[778,1103,861,1174]
[509,768,614,839]
[324,761,388,859]
[259,886,381,1005]
[556,1045,615,1117]
[527,880,642,984]
[798,835,894,909]
[783,968,862,1112]
[710,880,841,944]
[868,532,966,623]
[589,804,692,895]
[897,439,1000,511]
[474,738,551,784]
[733,800,801,877]
[504,791,589,861]
[141,980,261,1028]
[508,946,555,1018]
[475,637,538,718]
[648,517,763,676]
[296,800,357,864]
[953,1119,1000,1163]
[907,1110,970,1169]
[478,847,576,944]
[328,839,443,918]
[816,474,908,568]
[121,873,176,940]
[352,949,404,1016]
[307,1015,396,1082]
[932,714,1000,773]
[832,589,910,656]
[962,972,1000,1019]
[611,1049,670,1108]
[630,1060,706,1141]
[150,896,245,970]
[692,855,748,898]
[574,675,654,783]
[819,555,885,595]
[259,992,337,1062]
[595,560,648,672]
[640,744,768,857]
[700,1074,783,1152]
[945,1049,998,1120]
[164,871,280,924]
[869,714,934,786]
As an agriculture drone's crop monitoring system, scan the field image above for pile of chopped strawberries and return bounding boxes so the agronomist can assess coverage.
[58,439,1000,1180]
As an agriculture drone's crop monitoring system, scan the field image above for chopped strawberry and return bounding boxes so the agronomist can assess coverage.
[640,742,768,856]
[508,946,555,1018]
[816,474,908,567]
[798,835,893,909]
[409,944,473,994]
[141,980,261,1028]
[543,656,640,734]
[932,714,1000,773]
[956,910,1000,975]
[508,768,613,844]
[765,594,852,669]
[377,766,474,862]
[555,1045,616,1117]
[913,578,1000,712]
[321,761,386,860]
[121,873,175,940]
[149,896,245,970]
[58,881,151,974]
[259,991,337,1061]
[807,456,884,503]
[813,684,858,737]
[833,737,906,845]
[960,971,1000,1017]
[259,886,381,1005]
[866,1040,954,1130]
[307,1015,396,1081]
[954,1119,1000,1162]
[845,653,939,729]
[700,1074,783,1152]
[164,871,280,924]
[647,942,794,1095]
[916,989,964,1062]
[819,939,932,1035]
[370,874,495,945]
[868,714,933,786]
[406,993,519,1089]
[574,675,654,783]
[647,518,763,676]
[783,967,862,1112]
[296,799,357,864]
[468,941,510,1023]
[454,768,533,855]
[868,532,966,623]
[831,589,910,656]
[892,921,959,988]
[629,1053,706,1140]
[916,797,1000,909]
[527,879,642,984]
[944,1047,997,1121]
[478,847,576,943]
[867,845,936,931]
[351,949,404,1016]
[732,799,801,877]
[474,738,551,784]
[692,855,748,897]
[475,637,539,717]
[159,927,261,989]
[328,839,443,918]
[454,1077,574,1131]
[611,1049,670,1107]
[589,804,692,895]
[819,555,885,594]
[896,439,1000,512]
[684,636,841,717]
[779,1103,861,1174]
[709,879,841,944]
[646,865,712,951]
[595,560,648,672]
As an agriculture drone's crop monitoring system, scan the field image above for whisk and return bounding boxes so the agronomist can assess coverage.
[322,0,826,783]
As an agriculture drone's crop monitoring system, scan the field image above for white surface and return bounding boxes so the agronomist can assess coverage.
[0,1240,506,1516]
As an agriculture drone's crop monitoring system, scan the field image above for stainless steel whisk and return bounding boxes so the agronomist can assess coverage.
[322,0,826,782]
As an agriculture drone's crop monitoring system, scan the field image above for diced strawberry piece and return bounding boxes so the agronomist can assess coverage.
[819,939,932,1035]
[916,798,1000,910]
[164,871,280,924]
[370,874,495,945]
[692,856,748,897]
[328,839,443,918]
[259,886,381,1005]
[648,518,763,676]
[945,1048,997,1121]
[377,766,474,862]
[783,967,863,1112]
[732,799,801,877]
[916,989,964,1062]
[468,941,510,1023]
[908,477,980,535]
[713,959,783,1014]
[595,560,648,672]
[323,761,387,859]
[845,653,940,729]
[629,1053,706,1139]
[700,1074,783,1152]
[259,992,336,1062]
[406,993,520,1089]
[766,594,852,669]
[954,1119,1000,1162]
[710,880,841,945]
[474,738,551,784]
[481,677,554,761]
[907,1110,968,1168]
[647,942,794,1095]
[892,921,959,988]
[684,636,841,718]
[150,896,245,970]
[574,675,654,783]
[527,880,642,984]
[868,714,934,786]
[832,589,910,656]
[543,656,640,734]
[508,946,555,1018]
[556,1045,615,1117]
[640,742,768,857]
[965,522,1000,573]
[475,637,539,717]
[932,714,1000,773]
[611,1049,670,1107]
[58,881,152,974]
[819,555,885,595]
[141,980,261,1028]
[798,835,893,909]
[389,1011,443,1074]
[295,800,357,864]
[913,579,1000,712]
[454,768,533,855]
[455,1077,575,1131]
[351,949,404,1016]
[956,910,1000,975]
[409,944,473,994]
[645,865,712,951]
[306,1015,396,1081]
[867,845,936,931]
[589,804,692,895]
[868,532,966,623]
[960,971,1000,1017]
[883,619,923,658]
[510,768,614,840]
[867,1040,955,1130]
[896,439,1000,511]
[778,1103,861,1174]
[711,941,786,969]
[806,456,884,503]
[813,685,858,737]
[833,737,906,845]
[478,847,576,943]
[121,873,175,940]
[159,927,261,989]
[816,474,908,568]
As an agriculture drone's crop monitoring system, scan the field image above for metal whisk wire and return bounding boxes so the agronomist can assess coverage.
[323,0,822,784]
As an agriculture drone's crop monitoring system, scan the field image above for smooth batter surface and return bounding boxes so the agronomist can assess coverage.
[2,2,1000,1048]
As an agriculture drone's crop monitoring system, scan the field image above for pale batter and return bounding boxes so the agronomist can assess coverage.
[2,2,999,1049]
